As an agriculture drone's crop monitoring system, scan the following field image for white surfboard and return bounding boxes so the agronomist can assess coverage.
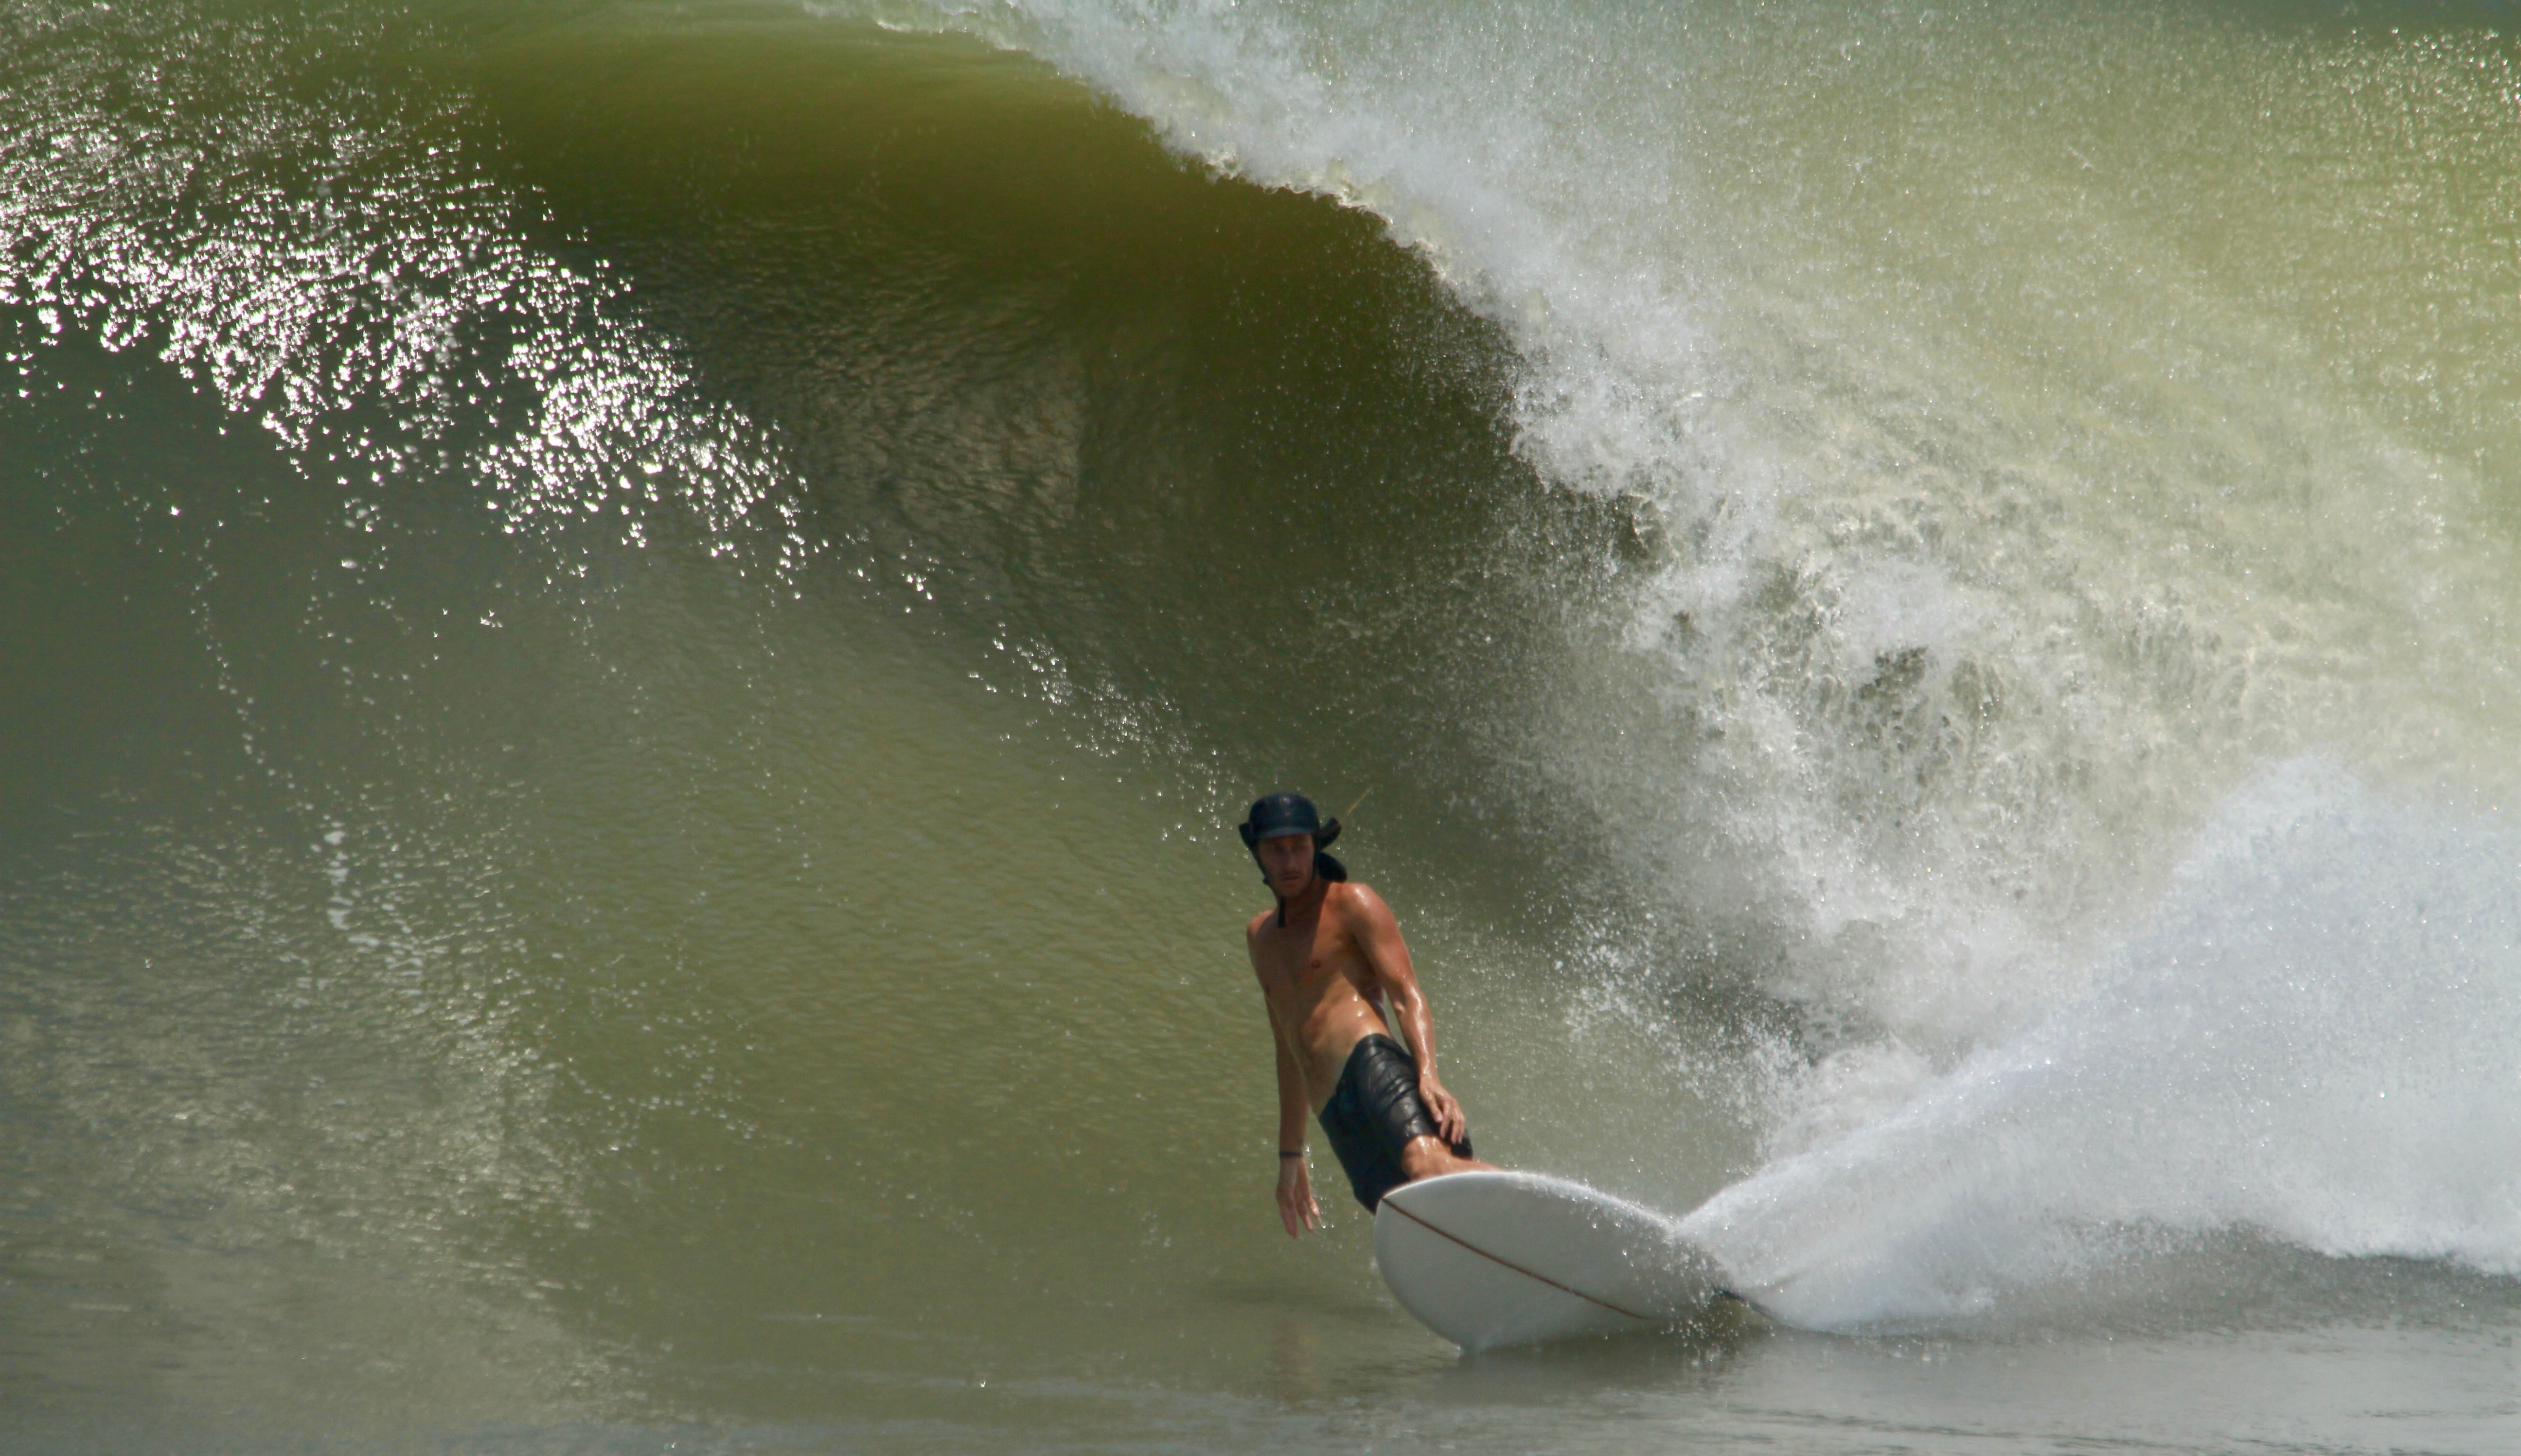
[1372,1170,1742,1351]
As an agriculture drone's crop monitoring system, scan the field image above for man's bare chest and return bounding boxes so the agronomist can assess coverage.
[1259,926,1374,1005]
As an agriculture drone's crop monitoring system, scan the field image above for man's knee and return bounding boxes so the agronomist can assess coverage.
[1397,1135,1462,1182]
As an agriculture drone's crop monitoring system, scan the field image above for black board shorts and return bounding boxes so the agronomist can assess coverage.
[1315,1034,1474,1211]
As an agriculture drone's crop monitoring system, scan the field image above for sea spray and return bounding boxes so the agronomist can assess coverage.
[1680,761,2521,1331]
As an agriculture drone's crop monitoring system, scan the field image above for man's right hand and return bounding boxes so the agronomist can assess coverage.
[1277,1155,1322,1238]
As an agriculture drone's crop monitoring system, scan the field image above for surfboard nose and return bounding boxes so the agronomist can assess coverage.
[1372,1170,1736,1351]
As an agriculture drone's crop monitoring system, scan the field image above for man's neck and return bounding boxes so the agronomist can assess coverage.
[1275,876,1328,928]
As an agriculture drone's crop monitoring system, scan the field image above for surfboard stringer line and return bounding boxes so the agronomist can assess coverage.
[1379,1197,1657,1322]
[1380,1188,1770,1334]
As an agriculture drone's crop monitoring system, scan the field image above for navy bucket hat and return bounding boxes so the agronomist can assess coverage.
[1237,792,1341,851]
[1239,792,1349,912]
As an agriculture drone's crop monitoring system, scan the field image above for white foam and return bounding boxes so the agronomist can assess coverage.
[1681,763,2521,1329]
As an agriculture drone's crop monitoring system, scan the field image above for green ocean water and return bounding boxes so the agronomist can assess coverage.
[5,1,2521,1451]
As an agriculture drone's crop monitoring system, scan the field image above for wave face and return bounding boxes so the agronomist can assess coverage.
[6,0,2521,1445]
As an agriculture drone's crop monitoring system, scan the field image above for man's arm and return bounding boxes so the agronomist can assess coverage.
[1345,884,1470,1145]
[1271,1022,1321,1237]
[1249,923,1322,1239]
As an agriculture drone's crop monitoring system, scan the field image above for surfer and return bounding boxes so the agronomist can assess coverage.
[1242,792,1492,1235]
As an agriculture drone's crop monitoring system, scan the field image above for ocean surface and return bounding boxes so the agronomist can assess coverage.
[5,1,2520,1451]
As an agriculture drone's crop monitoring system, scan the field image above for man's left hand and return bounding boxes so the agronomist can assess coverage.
[1419,1073,1467,1146]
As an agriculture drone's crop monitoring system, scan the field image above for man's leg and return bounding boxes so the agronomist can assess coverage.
[1395,1135,1494,1183]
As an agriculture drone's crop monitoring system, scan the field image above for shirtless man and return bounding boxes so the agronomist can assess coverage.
[1241,792,1491,1236]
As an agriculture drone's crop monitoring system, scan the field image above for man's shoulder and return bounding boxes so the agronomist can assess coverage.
[1326,879,1393,922]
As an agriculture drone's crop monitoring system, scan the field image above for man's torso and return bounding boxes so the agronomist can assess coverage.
[1248,885,1394,1111]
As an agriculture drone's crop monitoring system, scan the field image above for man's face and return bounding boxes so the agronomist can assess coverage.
[1256,832,1315,897]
